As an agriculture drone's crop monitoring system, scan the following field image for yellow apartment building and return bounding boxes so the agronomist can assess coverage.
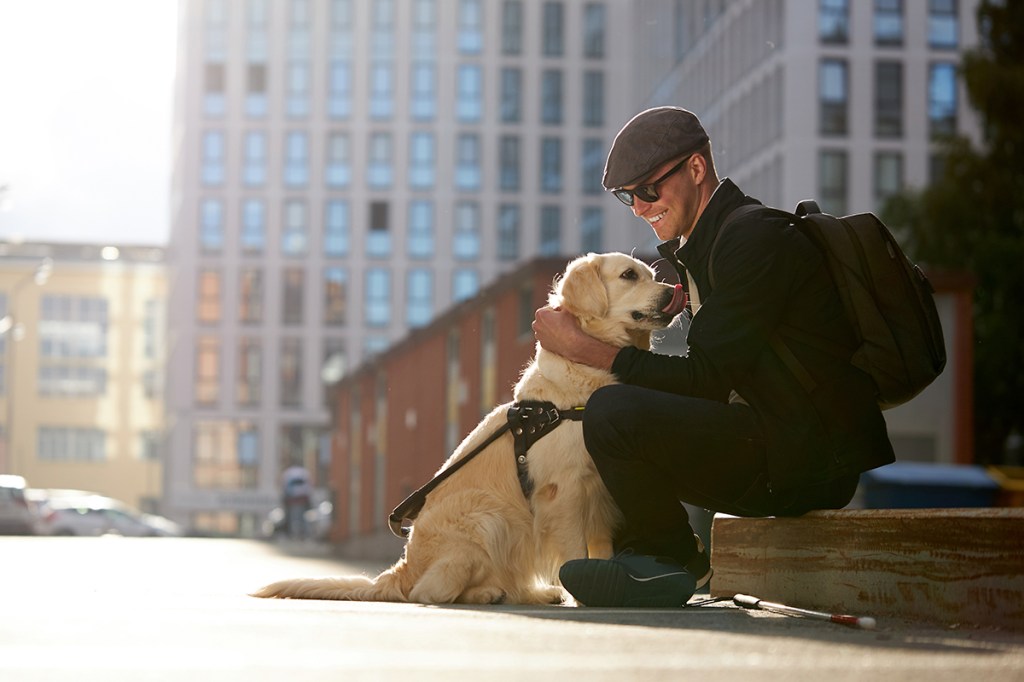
[0,241,167,512]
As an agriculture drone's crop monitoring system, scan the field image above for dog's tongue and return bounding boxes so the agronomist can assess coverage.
[662,283,688,316]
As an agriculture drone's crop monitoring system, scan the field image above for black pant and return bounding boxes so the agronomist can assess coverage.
[582,384,858,565]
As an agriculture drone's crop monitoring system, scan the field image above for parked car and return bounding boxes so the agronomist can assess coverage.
[0,475,37,535]
[44,492,183,537]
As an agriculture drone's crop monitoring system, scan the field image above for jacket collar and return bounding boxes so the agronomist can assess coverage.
[656,178,748,273]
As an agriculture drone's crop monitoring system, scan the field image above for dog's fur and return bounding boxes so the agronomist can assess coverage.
[252,252,681,605]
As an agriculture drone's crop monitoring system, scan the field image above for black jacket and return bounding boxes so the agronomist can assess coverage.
[611,179,894,492]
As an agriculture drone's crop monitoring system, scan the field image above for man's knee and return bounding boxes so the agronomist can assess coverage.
[583,385,641,452]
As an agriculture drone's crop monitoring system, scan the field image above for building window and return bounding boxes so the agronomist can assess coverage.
[282,200,308,256]
[202,131,225,185]
[819,0,849,44]
[453,270,479,303]
[286,60,310,119]
[195,337,220,405]
[239,268,263,324]
[193,421,259,489]
[540,206,561,256]
[197,269,222,324]
[458,0,483,54]
[500,68,522,123]
[581,207,603,253]
[246,63,268,118]
[818,150,848,216]
[582,138,604,195]
[280,338,303,407]
[38,366,107,397]
[326,133,352,187]
[322,337,346,385]
[406,269,433,328]
[200,199,224,253]
[455,134,482,191]
[328,60,353,119]
[928,0,958,49]
[243,132,267,186]
[497,204,520,261]
[543,2,564,57]
[241,199,266,254]
[204,0,227,113]
[368,133,393,189]
[583,3,606,58]
[875,61,903,138]
[367,201,391,257]
[412,0,436,59]
[245,0,268,118]
[324,200,350,257]
[40,296,108,358]
[541,69,563,125]
[453,202,481,260]
[502,0,523,55]
[499,135,521,191]
[541,137,562,193]
[365,268,391,327]
[457,65,484,123]
[409,132,435,189]
[324,267,348,326]
[819,59,849,135]
[873,152,904,213]
[408,200,434,259]
[928,62,957,138]
[583,71,604,127]
[370,60,395,120]
[284,132,309,187]
[287,1,311,101]
[329,0,355,75]
[282,268,305,326]
[411,62,436,120]
[874,0,903,46]
[38,427,106,462]
[237,338,262,406]
[204,62,225,117]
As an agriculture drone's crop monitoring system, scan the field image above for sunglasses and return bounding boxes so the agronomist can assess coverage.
[611,154,694,207]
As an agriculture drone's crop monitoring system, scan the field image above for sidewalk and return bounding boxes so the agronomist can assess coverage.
[2,537,1022,681]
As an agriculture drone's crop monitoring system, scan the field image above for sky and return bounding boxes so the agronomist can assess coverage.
[0,0,178,246]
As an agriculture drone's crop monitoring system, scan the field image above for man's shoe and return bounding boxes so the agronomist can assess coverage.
[559,553,697,608]
[685,534,713,590]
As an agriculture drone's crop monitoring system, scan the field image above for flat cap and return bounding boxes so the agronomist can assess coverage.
[602,106,709,190]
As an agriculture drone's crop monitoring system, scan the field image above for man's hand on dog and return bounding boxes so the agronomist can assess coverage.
[533,306,618,371]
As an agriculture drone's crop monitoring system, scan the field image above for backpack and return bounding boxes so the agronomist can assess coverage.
[711,200,946,410]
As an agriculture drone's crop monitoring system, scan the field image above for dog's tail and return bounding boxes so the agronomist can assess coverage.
[251,567,409,602]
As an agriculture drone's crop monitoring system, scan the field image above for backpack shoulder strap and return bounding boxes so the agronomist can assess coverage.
[707,204,794,288]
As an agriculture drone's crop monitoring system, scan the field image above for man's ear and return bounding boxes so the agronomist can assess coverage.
[557,255,608,320]
[690,152,707,185]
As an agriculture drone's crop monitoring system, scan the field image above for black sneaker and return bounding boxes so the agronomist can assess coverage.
[685,534,713,590]
[559,552,697,608]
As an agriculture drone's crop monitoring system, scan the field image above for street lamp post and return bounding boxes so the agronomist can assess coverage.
[1,257,53,474]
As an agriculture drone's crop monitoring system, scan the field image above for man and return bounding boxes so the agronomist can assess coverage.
[533,107,894,607]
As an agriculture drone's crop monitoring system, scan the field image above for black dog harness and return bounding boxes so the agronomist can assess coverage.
[387,400,585,538]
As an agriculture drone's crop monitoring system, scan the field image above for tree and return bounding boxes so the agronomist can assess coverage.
[883,0,1024,463]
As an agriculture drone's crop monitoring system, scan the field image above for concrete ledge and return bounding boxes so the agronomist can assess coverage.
[710,508,1024,628]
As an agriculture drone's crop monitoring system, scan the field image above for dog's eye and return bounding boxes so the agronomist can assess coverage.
[620,268,638,281]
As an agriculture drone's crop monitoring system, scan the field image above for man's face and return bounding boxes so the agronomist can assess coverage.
[620,154,702,242]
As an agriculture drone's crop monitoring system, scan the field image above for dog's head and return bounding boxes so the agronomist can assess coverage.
[549,252,687,349]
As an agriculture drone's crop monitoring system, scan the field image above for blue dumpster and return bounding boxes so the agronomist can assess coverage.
[860,462,999,508]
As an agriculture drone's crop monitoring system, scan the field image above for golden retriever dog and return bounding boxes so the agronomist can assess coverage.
[252,252,686,605]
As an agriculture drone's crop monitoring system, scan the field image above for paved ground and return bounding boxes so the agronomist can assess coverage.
[2,536,1022,681]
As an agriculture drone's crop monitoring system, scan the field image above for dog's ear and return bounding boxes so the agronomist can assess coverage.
[556,254,608,319]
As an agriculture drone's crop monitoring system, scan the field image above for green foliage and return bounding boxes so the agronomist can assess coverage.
[882,0,1024,463]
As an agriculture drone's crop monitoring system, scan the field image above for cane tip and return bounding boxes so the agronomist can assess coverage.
[858,616,877,630]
